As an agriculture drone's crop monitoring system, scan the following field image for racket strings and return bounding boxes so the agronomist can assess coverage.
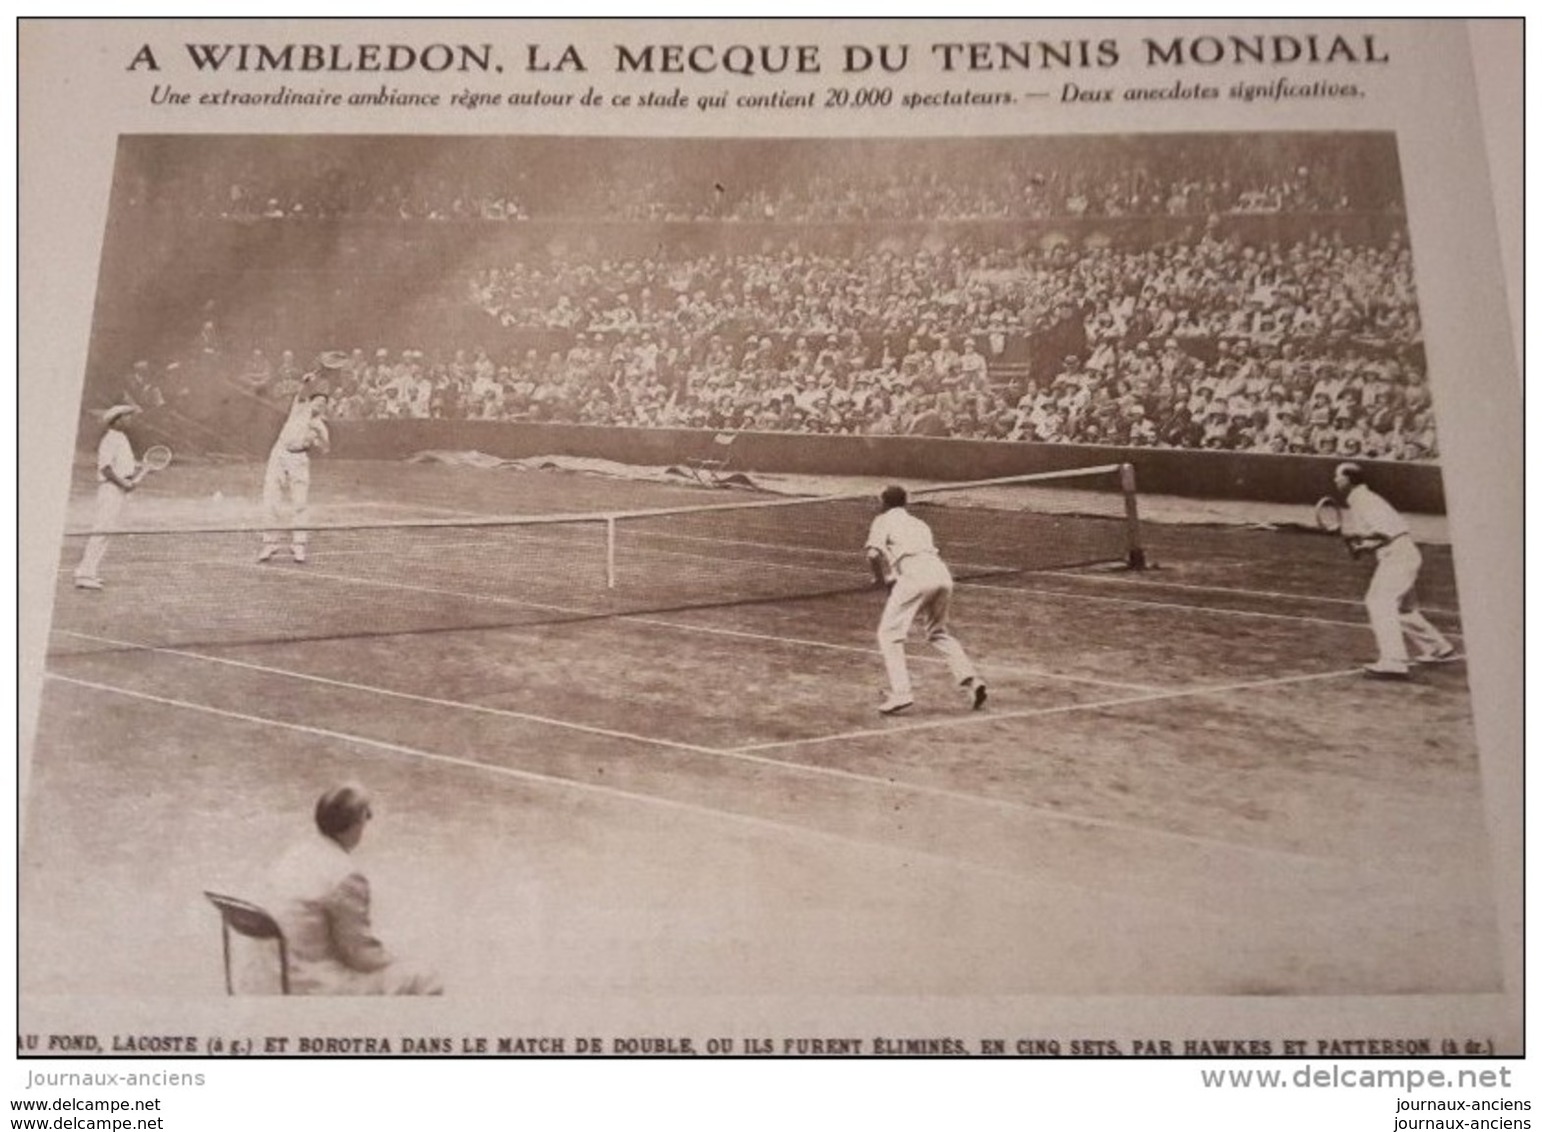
[1313,497,1344,534]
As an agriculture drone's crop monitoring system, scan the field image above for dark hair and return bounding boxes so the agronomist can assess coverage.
[880,485,908,510]
[1335,461,1366,487]
[315,783,370,838]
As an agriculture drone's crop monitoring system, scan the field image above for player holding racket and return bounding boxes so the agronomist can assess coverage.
[865,484,987,715]
[1331,462,1457,679]
[136,444,173,477]
[72,403,145,590]
[258,370,331,564]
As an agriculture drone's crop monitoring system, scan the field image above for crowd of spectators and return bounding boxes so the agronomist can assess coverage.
[279,334,1432,462]
[174,227,1435,462]
[651,154,1377,224]
[116,135,1404,224]
[105,134,1437,462]
[465,229,1419,349]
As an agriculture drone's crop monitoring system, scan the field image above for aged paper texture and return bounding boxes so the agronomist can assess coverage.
[16,18,1522,1064]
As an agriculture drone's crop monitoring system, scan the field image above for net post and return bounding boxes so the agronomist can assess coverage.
[606,515,617,589]
[1119,462,1147,570]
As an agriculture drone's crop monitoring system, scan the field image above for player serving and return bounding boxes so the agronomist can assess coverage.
[258,364,333,565]
[864,484,987,715]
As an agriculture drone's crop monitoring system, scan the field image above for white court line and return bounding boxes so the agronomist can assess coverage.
[61,536,1388,634]
[284,539,1391,633]
[42,674,1294,911]
[351,496,1457,618]
[732,666,1368,753]
[50,629,1327,865]
[234,493,1465,618]
[1036,568,1461,619]
[607,617,1166,693]
[68,507,1440,635]
[57,541,1369,701]
[307,534,852,581]
[37,671,1060,893]
[964,578,1395,631]
[177,556,1168,694]
[54,628,724,758]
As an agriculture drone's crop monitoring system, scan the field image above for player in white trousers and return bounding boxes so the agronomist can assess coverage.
[260,375,330,564]
[1335,462,1457,679]
[73,403,143,590]
[865,484,987,715]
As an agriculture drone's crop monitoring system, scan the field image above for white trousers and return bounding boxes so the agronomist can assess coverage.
[263,449,312,548]
[1364,536,1452,666]
[75,481,127,581]
[877,554,978,698]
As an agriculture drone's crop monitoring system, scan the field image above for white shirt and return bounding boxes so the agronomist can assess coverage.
[96,428,136,483]
[865,507,941,574]
[275,399,325,454]
[1344,483,1410,542]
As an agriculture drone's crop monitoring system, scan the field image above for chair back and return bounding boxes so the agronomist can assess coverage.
[204,890,290,995]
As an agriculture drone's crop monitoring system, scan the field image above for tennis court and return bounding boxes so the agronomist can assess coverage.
[21,456,1496,1013]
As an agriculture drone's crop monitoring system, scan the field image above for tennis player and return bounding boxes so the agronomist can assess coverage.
[73,403,142,591]
[1334,462,1457,679]
[259,372,331,564]
[865,484,987,714]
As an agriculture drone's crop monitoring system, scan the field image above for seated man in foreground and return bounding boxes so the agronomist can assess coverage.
[268,782,443,996]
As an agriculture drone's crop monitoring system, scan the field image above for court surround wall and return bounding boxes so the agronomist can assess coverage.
[327,419,1447,514]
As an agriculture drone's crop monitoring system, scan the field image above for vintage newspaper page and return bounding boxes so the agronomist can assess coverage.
[14,16,1525,1123]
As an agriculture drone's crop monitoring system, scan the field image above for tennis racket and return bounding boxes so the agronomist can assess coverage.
[135,445,173,482]
[1313,496,1343,535]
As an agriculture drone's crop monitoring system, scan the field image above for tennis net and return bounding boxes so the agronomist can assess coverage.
[48,463,1142,656]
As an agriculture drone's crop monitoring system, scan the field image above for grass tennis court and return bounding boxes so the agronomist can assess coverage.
[21,457,1495,1013]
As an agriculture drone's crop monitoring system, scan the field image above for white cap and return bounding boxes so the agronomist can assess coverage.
[102,403,139,425]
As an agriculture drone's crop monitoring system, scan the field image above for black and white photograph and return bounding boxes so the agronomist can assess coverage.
[14,16,1524,1125]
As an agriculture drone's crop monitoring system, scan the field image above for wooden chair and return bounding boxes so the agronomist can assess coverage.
[204,891,290,995]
